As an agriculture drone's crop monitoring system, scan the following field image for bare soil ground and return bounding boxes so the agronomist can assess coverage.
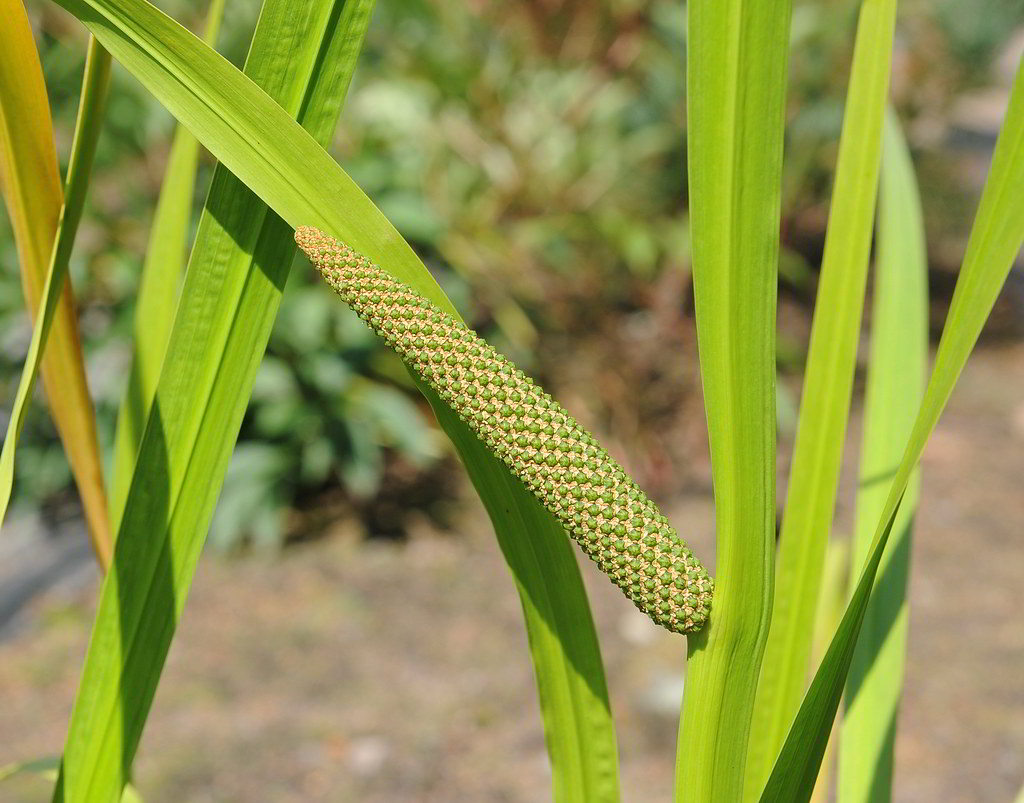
[1,343,1022,802]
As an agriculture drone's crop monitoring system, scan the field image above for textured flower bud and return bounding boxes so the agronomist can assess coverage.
[295,226,712,634]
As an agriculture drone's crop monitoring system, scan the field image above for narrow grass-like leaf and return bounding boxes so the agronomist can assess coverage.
[54,3,369,799]
[745,1,897,793]
[109,0,227,527]
[837,111,927,803]
[1,36,112,542]
[809,539,848,803]
[0,6,110,559]
[675,0,788,799]
[51,1,619,800]
[761,55,1024,802]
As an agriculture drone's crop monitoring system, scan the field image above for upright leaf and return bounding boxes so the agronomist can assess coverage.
[0,2,110,561]
[762,54,1024,802]
[746,1,898,793]
[675,0,788,799]
[109,0,227,527]
[837,112,927,803]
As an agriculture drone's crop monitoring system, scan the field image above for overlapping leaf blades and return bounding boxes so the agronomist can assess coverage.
[55,2,383,799]
[0,3,110,562]
[762,54,1024,803]
[837,111,927,803]
[48,1,619,800]
[109,0,227,527]
[746,1,898,793]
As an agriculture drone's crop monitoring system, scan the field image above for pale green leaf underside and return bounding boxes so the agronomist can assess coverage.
[837,111,927,803]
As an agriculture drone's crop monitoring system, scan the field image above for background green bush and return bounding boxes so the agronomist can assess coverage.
[3,0,1021,548]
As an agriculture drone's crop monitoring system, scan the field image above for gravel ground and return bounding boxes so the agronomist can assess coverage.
[0,343,1022,802]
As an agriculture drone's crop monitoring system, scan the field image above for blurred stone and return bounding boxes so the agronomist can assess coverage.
[1013,401,1024,440]
[619,607,660,647]
[346,735,389,777]
[637,671,685,717]
[996,29,1024,86]
[949,88,1010,137]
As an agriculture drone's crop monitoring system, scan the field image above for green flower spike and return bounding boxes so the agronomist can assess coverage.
[295,226,713,634]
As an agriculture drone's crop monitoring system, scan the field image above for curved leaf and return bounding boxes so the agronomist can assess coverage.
[0,3,111,561]
[49,1,619,800]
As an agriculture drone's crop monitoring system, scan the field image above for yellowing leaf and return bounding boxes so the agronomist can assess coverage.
[0,0,111,566]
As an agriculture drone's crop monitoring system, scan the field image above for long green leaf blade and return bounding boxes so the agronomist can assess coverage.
[745,2,897,793]
[51,1,619,800]
[56,2,368,798]
[761,53,1024,802]
[837,111,927,803]
[109,0,227,528]
[675,0,788,798]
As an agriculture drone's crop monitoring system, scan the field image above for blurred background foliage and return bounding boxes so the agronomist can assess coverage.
[3,0,1023,549]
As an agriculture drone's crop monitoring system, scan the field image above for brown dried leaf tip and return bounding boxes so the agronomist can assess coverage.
[295,225,713,634]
